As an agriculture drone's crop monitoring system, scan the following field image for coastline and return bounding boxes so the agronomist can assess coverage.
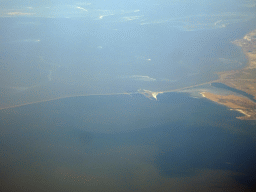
[200,92,256,120]
[218,29,256,98]
[197,29,256,120]
[1,27,255,120]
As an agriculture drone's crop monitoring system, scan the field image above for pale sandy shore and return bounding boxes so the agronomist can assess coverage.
[197,29,256,120]
[200,91,256,120]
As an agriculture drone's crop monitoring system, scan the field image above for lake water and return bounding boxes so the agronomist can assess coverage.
[1,92,256,191]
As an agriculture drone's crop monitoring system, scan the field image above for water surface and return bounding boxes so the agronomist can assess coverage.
[1,93,256,191]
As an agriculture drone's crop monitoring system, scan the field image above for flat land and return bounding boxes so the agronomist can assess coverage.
[201,92,256,120]
[202,29,256,120]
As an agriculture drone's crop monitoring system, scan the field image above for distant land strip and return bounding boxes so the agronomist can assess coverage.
[0,80,220,111]
[2,29,256,114]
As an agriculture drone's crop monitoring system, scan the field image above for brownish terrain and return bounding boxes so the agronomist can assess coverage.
[201,92,256,120]
[202,29,256,120]
[218,29,256,98]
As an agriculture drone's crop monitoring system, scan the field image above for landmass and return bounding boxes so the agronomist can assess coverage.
[1,29,255,120]
[201,29,256,120]
[139,29,256,120]
[218,29,256,98]
[200,92,256,120]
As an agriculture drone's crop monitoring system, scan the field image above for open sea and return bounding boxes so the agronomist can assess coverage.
[1,92,256,191]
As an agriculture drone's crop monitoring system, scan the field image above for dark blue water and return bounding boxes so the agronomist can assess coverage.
[1,92,256,191]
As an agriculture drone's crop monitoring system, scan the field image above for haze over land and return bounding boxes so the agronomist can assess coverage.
[1,0,256,110]
[1,1,256,191]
